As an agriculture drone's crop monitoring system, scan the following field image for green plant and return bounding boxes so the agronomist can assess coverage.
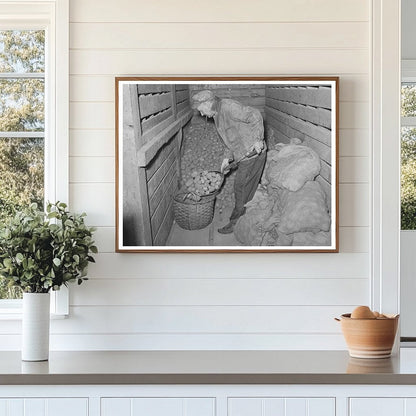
[0,202,97,293]
[401,158,416,230]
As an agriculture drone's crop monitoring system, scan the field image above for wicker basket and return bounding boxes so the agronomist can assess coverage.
[173,192,217,230]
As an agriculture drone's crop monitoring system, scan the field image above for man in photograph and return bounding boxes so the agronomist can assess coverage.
[192,90,267,234]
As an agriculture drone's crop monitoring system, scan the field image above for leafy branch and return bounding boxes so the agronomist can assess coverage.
[0,202,97,293]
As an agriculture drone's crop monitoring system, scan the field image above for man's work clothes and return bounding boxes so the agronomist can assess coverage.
[230,151,267,223]
[213,99,265,161]
[212,98,266,224]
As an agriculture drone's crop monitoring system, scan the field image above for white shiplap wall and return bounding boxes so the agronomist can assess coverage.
[60,0,371,350]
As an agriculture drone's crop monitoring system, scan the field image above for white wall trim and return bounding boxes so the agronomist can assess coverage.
[371,0,401,315]
[50,0,69,315]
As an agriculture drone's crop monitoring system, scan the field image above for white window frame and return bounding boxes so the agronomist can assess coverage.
[0,0,69,317]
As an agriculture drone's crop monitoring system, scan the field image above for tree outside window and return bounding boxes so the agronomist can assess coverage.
[0,30,45,299]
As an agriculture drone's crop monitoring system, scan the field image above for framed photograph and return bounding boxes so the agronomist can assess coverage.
[116,77,339,252]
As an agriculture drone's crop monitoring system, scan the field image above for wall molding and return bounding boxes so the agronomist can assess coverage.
[371,0,401,315]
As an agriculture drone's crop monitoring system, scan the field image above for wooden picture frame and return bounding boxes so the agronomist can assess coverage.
[116,77,339,253]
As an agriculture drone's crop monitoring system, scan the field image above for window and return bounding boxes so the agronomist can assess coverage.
[401,80,416,229]
[0,0,69,314]
[0,29,45,300]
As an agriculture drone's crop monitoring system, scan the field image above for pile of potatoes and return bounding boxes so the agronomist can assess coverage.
[181,118,235,213]
[185,170,223,196]
[350,306,390,319]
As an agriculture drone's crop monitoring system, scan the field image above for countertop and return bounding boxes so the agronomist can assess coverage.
[2,349,416,385]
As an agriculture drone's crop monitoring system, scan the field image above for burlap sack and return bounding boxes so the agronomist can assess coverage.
[261,229,294,246]
[234,188,276,246]
[265,144,321,192]
[261,149,280,185]
[277,181,330,234]
[292,231,331,246]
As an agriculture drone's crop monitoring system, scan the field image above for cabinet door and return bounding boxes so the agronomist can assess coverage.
[350,398,416,416]
[228,398,335,416]
[0,398,88,416]
[101,398,215,416]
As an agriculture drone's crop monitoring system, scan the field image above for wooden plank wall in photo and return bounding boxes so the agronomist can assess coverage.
[265,85,333,204]
[145,131,181,246]
[189,84,266,114]
[123,84,192,246]
[176,84,191,118]
[139,84,174,145]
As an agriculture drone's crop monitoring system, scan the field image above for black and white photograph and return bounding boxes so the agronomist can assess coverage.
[116,78,338,252]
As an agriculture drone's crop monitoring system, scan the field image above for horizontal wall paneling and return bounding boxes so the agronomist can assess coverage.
[85,252,369,279]
[70,49,368,76]
[70,278,369,306]
[70,22,369,50]
[70,0,369,23]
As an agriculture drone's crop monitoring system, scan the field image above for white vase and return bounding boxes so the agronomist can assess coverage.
[22,292,50,361]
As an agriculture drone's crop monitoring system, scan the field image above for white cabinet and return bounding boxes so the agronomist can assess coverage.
[0,398,88,416]
[349,398,416,416]
[101,397,215,416]
[228,398,335,416]
[5,385,416,416]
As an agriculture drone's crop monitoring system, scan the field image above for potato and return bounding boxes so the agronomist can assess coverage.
[351,306,376,319]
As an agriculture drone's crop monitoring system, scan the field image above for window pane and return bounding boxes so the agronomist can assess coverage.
[402,83,416,117]
[0,29,45,301]
[0,78,44,131]
[0,137,44,218]
[0,138,43,300]
[0,284,22,300]
[0,30,45,73]
[401,127,416,230]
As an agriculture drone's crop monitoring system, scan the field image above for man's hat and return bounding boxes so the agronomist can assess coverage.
[191,90,215,109]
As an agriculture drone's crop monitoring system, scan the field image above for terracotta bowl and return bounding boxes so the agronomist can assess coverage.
[337,313,399,359]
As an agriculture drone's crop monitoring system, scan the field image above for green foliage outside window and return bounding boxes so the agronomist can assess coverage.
[401,84,416,230]
[401,128,416,229]
[0,30,45,299]
[402,84,416,118]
